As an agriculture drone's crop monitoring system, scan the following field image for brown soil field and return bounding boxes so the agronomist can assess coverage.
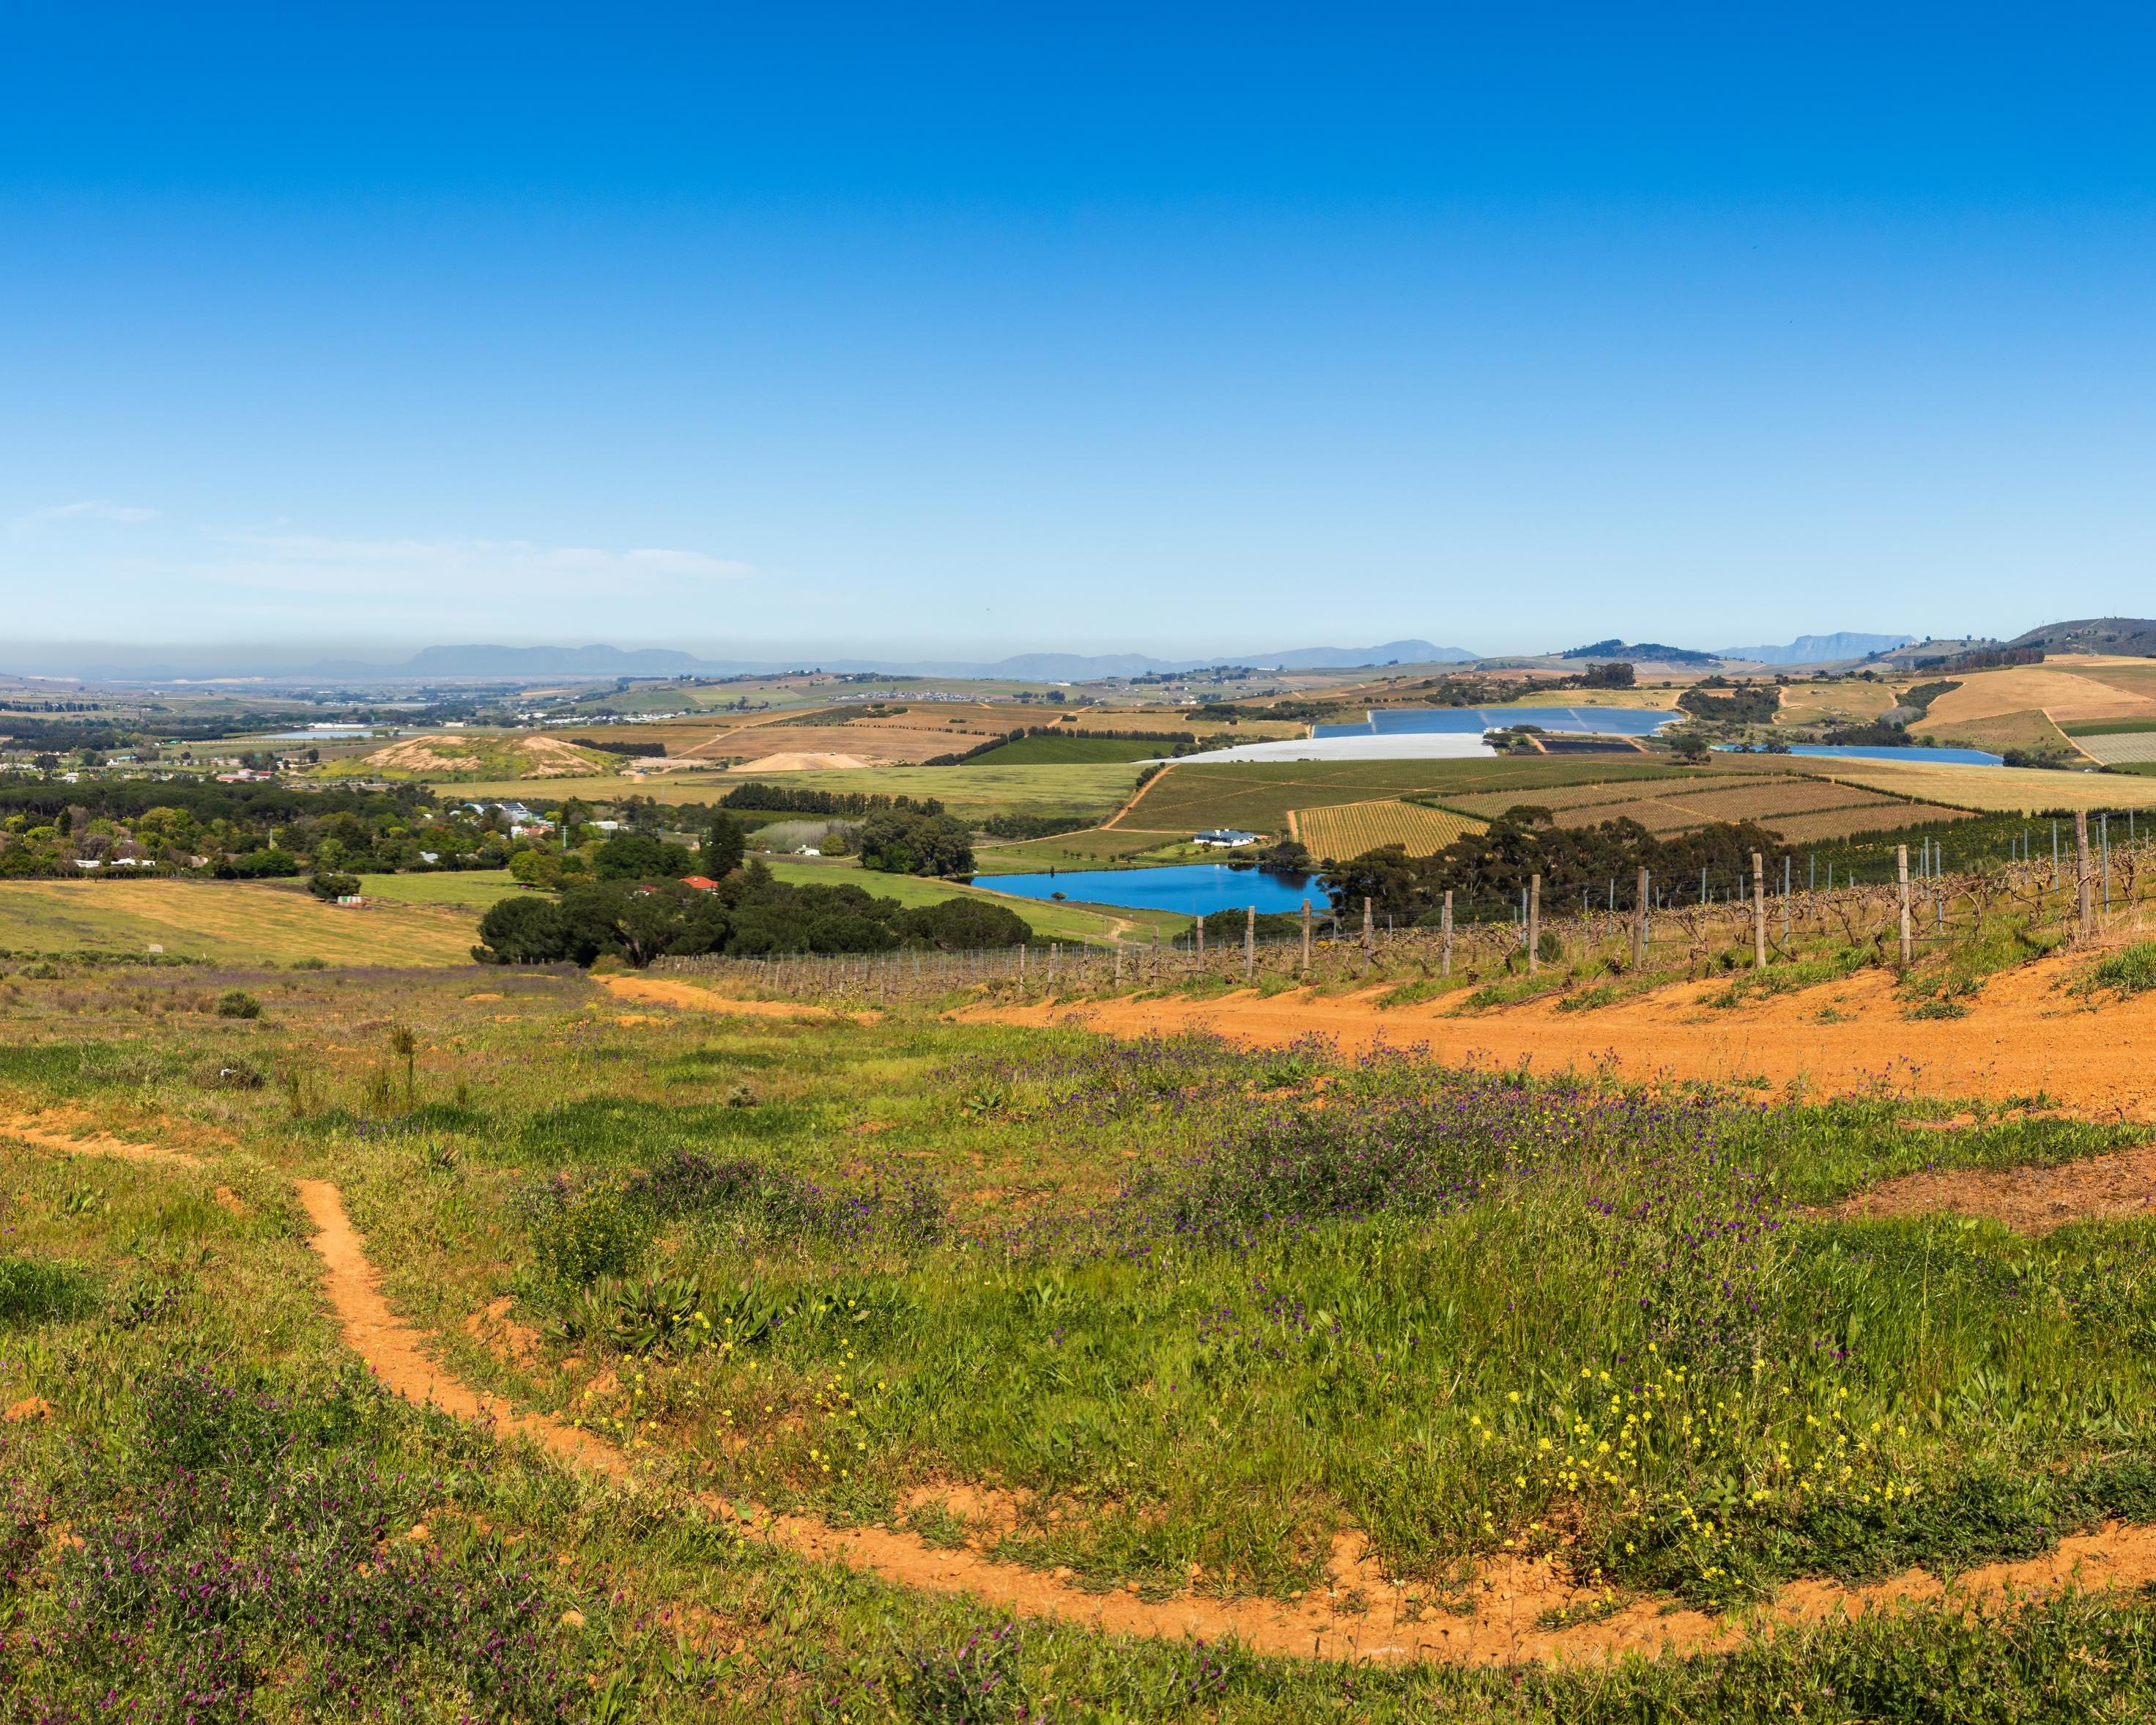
[967,945,2156,1118]
[1925,667,2156,728]
[351,734,612,777]
[720,749,874,772]
[1776,681,1897,726]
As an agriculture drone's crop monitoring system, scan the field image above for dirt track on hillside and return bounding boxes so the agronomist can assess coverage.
[291,1173,2156,1666]
[966,950,2156,1118]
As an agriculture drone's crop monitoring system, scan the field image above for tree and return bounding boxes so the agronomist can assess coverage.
[307,871,361,901]
[591,831,694,882]
[857,809,974,877]
[898,897,1031,949]
[473,895,574,963]
[702,812,747,876]
[1580,661,1636,689]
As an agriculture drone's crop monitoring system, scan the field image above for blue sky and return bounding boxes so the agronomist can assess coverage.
[5,3,2155,662]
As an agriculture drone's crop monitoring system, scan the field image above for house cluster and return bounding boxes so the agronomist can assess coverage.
[1192,828,1262,849]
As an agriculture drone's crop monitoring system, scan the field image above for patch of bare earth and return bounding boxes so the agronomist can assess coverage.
[963,948,2156,1118]
[1834,1141,2156,1233]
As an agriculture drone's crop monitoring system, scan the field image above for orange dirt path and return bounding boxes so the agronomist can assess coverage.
[964,950,2156,1118]
[593,974,875,1022]
[294,1175,2156,1666]
[0,1111,204,1169]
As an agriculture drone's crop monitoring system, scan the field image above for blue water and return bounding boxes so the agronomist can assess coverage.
[1314,705,1681,738]
[979,864,1328,917]
[1784,745,2004,766]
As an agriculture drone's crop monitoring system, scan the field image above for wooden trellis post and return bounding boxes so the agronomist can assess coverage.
[1244,904,1256,980]
[1527,873,1541,972]
[1752,852,1767,968]
[1441,889,1453,977]
[1634,867,1649,969]
[2077,810,2094,939]
[1300,898,1312,973]
[1897,846,1913,968]
[1362,896,1374,959]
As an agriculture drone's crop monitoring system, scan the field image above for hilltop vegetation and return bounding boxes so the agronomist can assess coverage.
[317,733,617,781]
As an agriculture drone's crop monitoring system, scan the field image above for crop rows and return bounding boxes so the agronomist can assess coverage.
[1292,799,1486,859]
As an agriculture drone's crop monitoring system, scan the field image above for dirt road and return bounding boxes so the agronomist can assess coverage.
[967,950,2156,1117]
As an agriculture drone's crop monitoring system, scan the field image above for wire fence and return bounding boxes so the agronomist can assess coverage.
[653,819,2154,1008]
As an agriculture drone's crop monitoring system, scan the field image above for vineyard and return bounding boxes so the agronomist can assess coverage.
[1291,797,1486,859]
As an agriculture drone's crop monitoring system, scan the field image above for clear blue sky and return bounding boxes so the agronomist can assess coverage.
[5,3,2155,662]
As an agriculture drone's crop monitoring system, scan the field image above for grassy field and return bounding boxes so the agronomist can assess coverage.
[1775,680,1898,726]
[1825,756,2156,813]
[1292,799,1486,859]
[963,734,1168,765]
[1923,665,2156,728]
[2079,734,2156,765]
[0,879,481,966]
[355,869,531,910]
[316,733,617,781]
[718,761,1147,821]
[759,857,1188,942]
[1923,708,2085,758]
[969,827,1208,873]
[12,963,2156,1713]
[1119,756,1805,836]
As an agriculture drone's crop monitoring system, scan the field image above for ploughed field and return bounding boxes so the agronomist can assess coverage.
[12,958,2156,1715]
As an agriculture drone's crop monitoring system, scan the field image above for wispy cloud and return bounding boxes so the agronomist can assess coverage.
[220,533,754,591]
[12,500,160,530]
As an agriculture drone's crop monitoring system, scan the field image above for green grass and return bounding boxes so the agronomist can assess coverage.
[356,869,530,909]
[964,734,1168,765]
[2079,941,2156,998]
[727,761,1146,821]
[968,827,1211,873]
[2063,716,2156,737]
[759,856,1190,942]
[0,879,481,967]
[15,964,2156,1714]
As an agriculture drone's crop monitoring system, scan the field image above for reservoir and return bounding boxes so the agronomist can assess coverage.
[1784,745,2004,766]
[979,863,1330,917]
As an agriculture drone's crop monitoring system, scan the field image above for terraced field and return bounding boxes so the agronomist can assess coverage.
[1292,798,1486,859]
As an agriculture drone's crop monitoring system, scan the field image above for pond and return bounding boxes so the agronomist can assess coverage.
[978,863,1330,918]
[1314,704,1681,737]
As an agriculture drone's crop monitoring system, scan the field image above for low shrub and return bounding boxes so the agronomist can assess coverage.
[212,989,262,1019]
[2081,940,2156,999]
[0,1255,96,1325]
[527,1178,651,1286]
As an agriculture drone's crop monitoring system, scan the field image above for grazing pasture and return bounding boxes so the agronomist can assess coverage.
[0,879,480,966]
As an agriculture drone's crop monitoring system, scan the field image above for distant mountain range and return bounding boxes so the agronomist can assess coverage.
[1713,632,1917,665]
[301,640,1481,681]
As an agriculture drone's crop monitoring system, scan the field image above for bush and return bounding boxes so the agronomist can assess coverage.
[306,871,360,901]
[527,1178,651,1285]
[213,989,262,1019]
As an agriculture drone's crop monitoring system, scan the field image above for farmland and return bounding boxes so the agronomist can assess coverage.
[1446,773,1943,840]
[15,944,2156,1714]
[1821,756,2156,813]
[1116,756,1807,837]
[1292,798,1486,859]
[0,879,481,966]
[757,856,1188,942]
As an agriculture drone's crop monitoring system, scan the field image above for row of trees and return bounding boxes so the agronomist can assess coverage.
[1324,810,1798,923]
[474,862,1033,965]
